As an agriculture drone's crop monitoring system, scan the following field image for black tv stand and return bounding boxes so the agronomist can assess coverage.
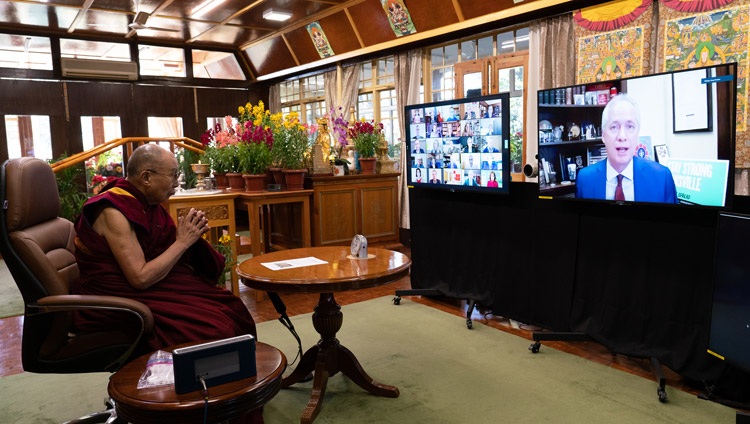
[528,331,669,402]
[393,289,478,329]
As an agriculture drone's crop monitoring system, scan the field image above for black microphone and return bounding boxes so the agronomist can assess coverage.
[267,292,286,315]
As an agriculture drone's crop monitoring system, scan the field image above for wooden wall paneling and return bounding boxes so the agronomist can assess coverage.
[401,0,460,32]
[347,1,397,47]
[65,81,135,153]
[0,79,67,162]
[317,11,362,54]
[456,0,525,20]
[244,38,297,77]
[285,27,323,67]
[196,87,253,120]
[315,187,358,245]
[132,84,198,138]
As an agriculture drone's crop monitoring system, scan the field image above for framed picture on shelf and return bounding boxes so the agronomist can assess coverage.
[654,144,669,163]
[672,69,711,133]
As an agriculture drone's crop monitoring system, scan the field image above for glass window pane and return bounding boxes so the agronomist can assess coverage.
[463,71,482,97]
[430,47,444,67]
[432,68,445,91]
[461,40,475,61]
[498,68,510,93]
[5,115,52,160]
[139,45,185,77]
[360,62,373,89]
[478,36,493,59]
[357,93,374,120]
[192,49,245,80]
[514,65,524,92]
[497,31,514,54]
[377,57,394,86]
[81,116,122,151]
[0,34,53,70]
[515,27,530,51]
[61,38,131,61]
[444,44,458,65]
[147,117,184,150]
[379,89,399,146]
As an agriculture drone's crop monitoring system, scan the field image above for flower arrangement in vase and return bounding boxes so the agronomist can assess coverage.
[328,106,350,176]
[349,119,384,174]
[271,111,313,190]
[272,111,312,170]
[201,101,279,190]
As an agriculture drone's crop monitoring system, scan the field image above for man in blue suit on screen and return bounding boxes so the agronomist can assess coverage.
[575,94,678,204]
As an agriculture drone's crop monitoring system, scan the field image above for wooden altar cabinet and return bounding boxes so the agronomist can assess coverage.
[305,173,400,247]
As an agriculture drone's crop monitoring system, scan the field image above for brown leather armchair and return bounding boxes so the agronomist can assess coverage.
[0,157,154,422]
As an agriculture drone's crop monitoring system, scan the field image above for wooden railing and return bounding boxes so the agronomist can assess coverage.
[50,137,205,173]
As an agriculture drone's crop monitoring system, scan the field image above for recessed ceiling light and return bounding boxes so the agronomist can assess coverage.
[263,9,292,22]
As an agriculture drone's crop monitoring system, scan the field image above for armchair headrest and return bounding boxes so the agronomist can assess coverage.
[4,157,61,232]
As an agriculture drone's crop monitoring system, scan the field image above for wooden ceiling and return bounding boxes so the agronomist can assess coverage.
[0,0,598,82]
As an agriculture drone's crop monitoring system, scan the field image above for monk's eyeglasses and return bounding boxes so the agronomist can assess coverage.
[147,169,179,181]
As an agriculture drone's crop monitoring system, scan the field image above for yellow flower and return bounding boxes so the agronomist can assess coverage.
[218,234,232,245]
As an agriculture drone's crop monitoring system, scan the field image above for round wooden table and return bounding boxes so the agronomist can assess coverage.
[108,341,286,424]
[237,246,411,424]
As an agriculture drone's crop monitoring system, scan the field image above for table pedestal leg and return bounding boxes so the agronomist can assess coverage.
[282,293,399,423]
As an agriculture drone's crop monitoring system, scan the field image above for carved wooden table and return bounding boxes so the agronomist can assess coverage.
[237,246,411,423]
[108,341,286,424]
[168,191,238,294]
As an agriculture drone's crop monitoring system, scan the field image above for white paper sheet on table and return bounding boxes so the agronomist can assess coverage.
[261,257,328,271]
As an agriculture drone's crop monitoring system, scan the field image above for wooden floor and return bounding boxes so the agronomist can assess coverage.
[0,247,705,403]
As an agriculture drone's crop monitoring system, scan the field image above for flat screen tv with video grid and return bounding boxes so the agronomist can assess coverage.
[404,92,511,195]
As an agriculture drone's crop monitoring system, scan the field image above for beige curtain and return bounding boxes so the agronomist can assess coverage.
[394,49,422,230]
[526,22,542,180]
[324,65,360,116]
[533,14,576,90]
[324,69,337,112]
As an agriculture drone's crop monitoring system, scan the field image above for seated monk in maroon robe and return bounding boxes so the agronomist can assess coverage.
[72,145,262,422]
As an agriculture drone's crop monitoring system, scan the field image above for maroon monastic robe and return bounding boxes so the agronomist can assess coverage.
[71,179,257,352]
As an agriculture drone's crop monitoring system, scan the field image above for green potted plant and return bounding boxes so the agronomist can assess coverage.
[237,121,273,192]
[328,107,350,176]
[273,112,312,190]
[50,155,88,222]
[350,119,383,174]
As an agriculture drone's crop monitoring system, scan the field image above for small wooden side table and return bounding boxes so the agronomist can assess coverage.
[237,246,411,423]
[108,341,286,424]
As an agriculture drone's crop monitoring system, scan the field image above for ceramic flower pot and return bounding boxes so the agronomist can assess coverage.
[226,172,245,191]
[358,157,377,175]
[283,169,306,190]
[242,174,266,192]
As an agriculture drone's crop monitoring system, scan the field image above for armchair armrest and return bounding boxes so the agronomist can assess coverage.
[33,294,154,335]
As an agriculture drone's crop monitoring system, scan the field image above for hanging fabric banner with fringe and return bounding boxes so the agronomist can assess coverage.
[574,0,652,31]
[661,0,736,13]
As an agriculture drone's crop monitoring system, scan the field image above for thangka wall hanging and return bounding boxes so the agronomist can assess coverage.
[577,27,646,83]
[662,5,749,133]
[574,0,652,31]
[661,0,737,13]
[574,0,655,83]
[307,22,335,59]
[382,0,416,36]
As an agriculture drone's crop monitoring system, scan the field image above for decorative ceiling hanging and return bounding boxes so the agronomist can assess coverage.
[574,0,652,31]
[660,0,736,13]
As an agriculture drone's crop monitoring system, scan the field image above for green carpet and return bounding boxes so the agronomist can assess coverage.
[0,296,736,423]
[0,259,23,318]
